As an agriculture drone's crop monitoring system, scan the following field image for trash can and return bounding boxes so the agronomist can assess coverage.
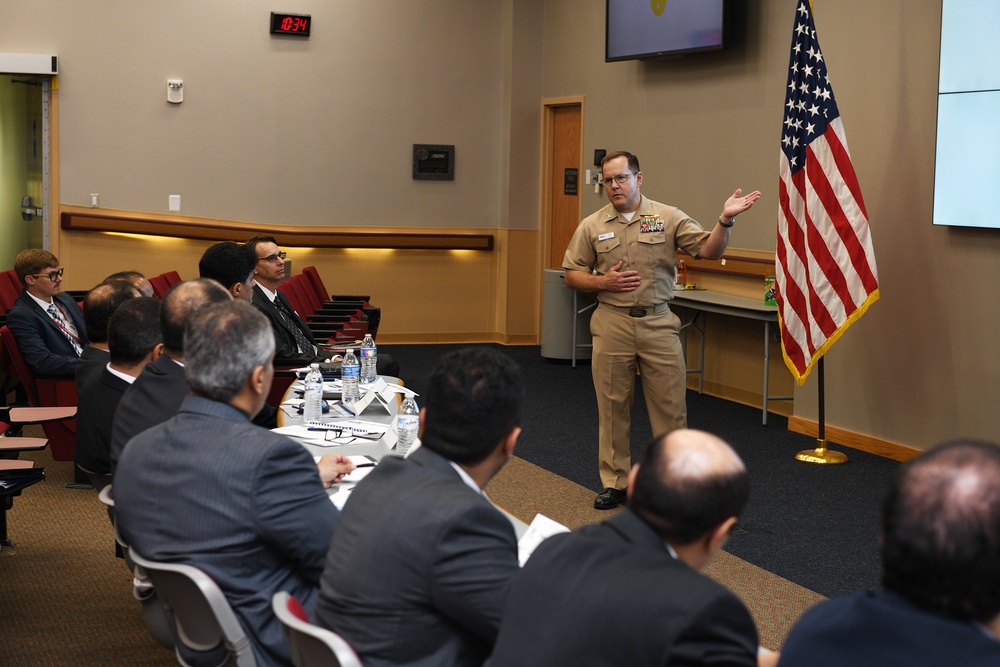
[541,268,596,361]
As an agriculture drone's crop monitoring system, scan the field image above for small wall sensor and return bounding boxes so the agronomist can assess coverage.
[167,80,183,104]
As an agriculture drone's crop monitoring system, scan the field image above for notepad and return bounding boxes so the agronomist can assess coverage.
[517,514,570,566]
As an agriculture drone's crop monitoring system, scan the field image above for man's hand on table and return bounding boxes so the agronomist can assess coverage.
[317,454,356,487]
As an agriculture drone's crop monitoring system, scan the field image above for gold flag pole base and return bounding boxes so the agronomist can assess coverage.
[795,438,848,465]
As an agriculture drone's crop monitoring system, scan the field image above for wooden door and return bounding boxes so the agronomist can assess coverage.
[547,104,582,269]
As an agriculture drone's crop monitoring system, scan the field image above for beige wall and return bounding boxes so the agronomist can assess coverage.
[1,0,512,228]
[4,0,998,451]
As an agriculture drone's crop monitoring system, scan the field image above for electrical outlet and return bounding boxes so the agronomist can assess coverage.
[90,194,99,208]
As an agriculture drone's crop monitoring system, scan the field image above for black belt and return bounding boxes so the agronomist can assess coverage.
[601,302,670,318]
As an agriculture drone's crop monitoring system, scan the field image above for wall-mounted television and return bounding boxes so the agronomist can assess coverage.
[932,0,1000,229]
[606,0,726,62]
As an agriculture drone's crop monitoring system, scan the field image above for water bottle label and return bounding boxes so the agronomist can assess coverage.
[398,415,419,430]
[361,347,377,360]
[343,365,360,378]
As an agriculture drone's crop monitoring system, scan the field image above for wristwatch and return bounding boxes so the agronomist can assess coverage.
[719,215,735,228]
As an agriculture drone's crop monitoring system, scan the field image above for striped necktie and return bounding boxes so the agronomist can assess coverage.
[275,296,316,357]
[47,302,83,356]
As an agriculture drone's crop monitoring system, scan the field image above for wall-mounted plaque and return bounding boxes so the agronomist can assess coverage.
[412,144,455,180]
[564,168,578,195]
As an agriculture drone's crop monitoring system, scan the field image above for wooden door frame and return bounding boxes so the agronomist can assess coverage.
[538,96,584,328]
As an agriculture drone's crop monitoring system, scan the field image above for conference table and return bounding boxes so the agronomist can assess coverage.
[274,374,528,538]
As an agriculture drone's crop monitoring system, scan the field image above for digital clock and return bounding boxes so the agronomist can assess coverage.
[270,12,311,37]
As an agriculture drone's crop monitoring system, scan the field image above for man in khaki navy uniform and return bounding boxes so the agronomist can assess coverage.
[563,151,761,510]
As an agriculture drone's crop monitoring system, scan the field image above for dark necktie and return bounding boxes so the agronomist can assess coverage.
[47,303,84,356]
[275,296,315,356]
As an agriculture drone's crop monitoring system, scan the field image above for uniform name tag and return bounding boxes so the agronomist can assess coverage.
[598,232,615,241]
[639,216,665,233]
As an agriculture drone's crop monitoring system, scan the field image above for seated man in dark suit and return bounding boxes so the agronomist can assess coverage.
[109,279,231,473]
[115,301,354,667]
[76,297,161,489]
[779,439,1000,666]
[315,347,523,667]
[198,242,280,428]
[6,249,88,376]
[488,429,774,667]
[76,280,142,389]
[243,234,399,376]
[198,241,256,303]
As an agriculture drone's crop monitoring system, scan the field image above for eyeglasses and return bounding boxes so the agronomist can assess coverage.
[29,268,64,281]
[602,173,634,187]
[257,252,287,263]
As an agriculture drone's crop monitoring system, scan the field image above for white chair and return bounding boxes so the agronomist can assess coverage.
[272,591,362,667]
[129,546,255,666]
[97,488,174,652]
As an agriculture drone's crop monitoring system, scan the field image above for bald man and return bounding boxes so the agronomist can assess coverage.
[779,439,1000,666]
[488,430,775,667]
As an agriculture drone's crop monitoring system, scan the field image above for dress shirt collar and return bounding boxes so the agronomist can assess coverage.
[26,290,55,310]
[448,460,485,496]
[105,363,138,384]
[255,280,279,302]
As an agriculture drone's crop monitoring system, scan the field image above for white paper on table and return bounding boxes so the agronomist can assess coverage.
[384,384,419,398]
[329,486,353,510]
[271,425,338,446]
[314,419,388,438]
[326,402,356,419]
[517,514,570,567]
[313,454,376,481]
[319,455,378,509]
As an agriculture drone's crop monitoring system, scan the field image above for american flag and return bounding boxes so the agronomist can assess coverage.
[776,1,879,385]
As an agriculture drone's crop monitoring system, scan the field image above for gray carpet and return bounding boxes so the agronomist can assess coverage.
[384,343,899,598]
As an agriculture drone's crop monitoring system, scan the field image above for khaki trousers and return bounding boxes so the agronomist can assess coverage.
[590,303,687,490]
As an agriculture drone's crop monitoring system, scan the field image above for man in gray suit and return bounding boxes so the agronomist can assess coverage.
[114,301,354,667]
[315,347,524,667]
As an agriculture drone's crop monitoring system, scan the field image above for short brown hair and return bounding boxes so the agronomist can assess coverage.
[14,249,59,287]
[601,151,640,174]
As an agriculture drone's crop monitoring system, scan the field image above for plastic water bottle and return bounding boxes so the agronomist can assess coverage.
[397,397,419,457]
[341,348,360,411]
[360,333,377,383]
[303,363,323,423]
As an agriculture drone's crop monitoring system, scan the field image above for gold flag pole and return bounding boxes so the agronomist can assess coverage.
[795,358,847,464]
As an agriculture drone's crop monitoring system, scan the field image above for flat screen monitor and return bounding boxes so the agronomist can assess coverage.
[932,0,1000,228]
[606,0,726,62]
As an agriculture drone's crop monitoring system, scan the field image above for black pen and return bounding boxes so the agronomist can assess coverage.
[354,462,377,468]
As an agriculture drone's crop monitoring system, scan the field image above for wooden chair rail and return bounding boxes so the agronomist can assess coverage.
[60,212,494,251]
[687,253,776,280]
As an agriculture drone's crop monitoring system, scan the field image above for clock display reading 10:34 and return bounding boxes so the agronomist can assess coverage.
[270,12,311,37]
